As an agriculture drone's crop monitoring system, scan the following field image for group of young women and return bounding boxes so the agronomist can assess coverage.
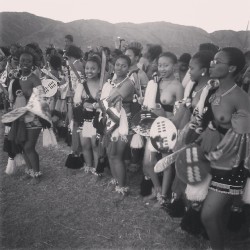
[1,39,250,250]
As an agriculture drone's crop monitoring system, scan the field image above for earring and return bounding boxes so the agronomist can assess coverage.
[201,72,205,76]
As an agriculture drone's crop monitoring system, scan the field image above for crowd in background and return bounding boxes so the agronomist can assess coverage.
[1,34,250,250]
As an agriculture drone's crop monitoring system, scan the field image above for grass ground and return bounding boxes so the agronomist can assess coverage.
[0,116,249,250]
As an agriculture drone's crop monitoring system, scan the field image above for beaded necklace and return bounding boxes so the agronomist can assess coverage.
[209,84,237,105]
[20,72,32,81]
[111,76,128,88]
[192,85,206,98]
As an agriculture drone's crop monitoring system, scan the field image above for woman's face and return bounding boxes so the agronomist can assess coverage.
[158,56,175,79]
[64,38,72,49]
[85,61,100,79]
[209,51,230,79]
[114,58,129,78]
[125,49,137,66]
[189,58,204,82]
[19,53,33,74]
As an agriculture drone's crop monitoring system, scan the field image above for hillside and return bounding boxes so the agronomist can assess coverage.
[0,12,249,55]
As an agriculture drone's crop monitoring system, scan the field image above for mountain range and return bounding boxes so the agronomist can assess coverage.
[0,12,249,55]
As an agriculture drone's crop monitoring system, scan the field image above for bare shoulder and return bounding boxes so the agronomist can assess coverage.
[124,77,134,86]
[235,86,250,111]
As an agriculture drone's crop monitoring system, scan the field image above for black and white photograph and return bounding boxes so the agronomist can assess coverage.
[0,0,250,249]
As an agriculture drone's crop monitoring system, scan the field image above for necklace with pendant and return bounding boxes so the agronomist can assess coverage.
[111,76,128,88]
[20,72,32,81]
[209,84,237,106]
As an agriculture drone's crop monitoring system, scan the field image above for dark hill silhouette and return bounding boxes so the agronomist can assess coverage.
[0,12,249,55]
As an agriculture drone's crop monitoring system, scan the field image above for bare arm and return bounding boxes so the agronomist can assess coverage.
[235,88,250,112]
[107,79,135,104]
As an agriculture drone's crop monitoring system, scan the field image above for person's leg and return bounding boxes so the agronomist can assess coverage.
[90,136,98,169]
[154,164,174,207]
[20,151,34,180]
[124,135,132,168]
[142,139,161,196]
[80,135,93,171]
[22,151,32,170]
[107,143,118,182]
[109,138,127,187]
[161,164,174,198]
[22,128,42,183]
[20,132,32,179]
[201,190,233,250]
[23,128,41,173]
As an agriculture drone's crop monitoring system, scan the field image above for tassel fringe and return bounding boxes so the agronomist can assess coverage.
[130,134,144,149]
[5,157,16,175]
[143,80,157,110]
[14,153,25,167]
[43,128,58,147]
[185,174,212,201]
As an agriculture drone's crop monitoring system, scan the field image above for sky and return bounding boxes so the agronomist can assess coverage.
[1,0,250,33]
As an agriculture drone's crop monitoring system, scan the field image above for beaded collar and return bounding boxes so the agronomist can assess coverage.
[20,72,32,81]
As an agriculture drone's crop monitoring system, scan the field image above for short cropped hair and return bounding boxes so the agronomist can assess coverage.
[192,50,214,72]
[115,54,131,67]
[158,52,177,64]
[221,47,245,76]
[65,34,73,42]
